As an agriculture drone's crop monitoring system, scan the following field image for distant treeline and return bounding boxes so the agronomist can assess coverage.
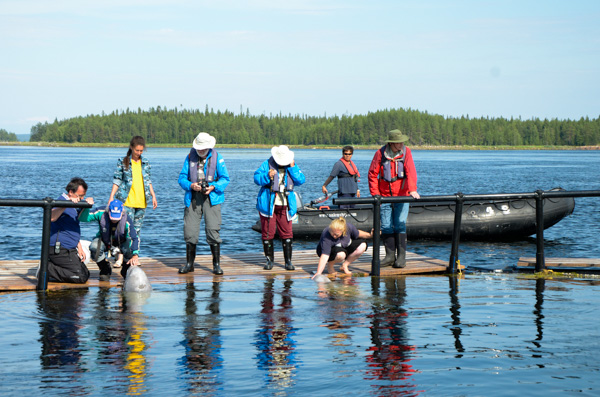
[28,106,600,146]
[0,129,18,142]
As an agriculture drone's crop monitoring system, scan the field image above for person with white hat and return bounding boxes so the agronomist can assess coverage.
[368,129,420,268]
[178,132,230,275]
[254,145,306,271]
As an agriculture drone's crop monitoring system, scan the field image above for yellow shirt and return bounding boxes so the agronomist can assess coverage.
[124,160,147,208]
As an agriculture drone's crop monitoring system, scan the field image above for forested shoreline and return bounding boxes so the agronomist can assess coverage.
[0,129,18,142]
[27,106,600,146]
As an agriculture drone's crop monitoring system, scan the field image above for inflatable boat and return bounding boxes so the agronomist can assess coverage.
[251,188,575,241]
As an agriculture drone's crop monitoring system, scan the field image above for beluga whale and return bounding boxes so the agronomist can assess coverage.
[122,266,152,312]
[123,266,152,293]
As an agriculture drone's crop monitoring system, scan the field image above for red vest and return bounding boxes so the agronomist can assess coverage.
[339,158,360,179]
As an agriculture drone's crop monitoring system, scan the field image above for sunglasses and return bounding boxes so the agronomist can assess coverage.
[343,152,352,155]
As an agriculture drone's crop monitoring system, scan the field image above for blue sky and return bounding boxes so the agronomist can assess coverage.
[1,0,599,135]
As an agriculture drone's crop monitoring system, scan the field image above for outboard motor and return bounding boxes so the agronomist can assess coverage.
[293,191,304,209]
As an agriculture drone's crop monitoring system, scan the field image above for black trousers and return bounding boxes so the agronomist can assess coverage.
[47,247,90,284]
[319,238,368,262]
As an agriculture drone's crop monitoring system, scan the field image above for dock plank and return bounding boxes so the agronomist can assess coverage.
[0,249,451,292]
[517,257,600,269]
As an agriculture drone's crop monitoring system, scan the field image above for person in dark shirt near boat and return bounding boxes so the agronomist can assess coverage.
[368,129,420,268]
[88,199,141,281]
[178,132,230,275]
[322,145,360,209]
[312,217,373,278]
[254,145,306,271]
[47,177,95,283]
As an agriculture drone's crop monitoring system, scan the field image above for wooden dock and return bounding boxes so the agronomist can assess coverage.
[517,257,600,271]
[0,249,452,292]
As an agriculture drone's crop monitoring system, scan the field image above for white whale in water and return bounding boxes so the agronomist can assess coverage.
[312,274,332,284]
[123,266,152,293]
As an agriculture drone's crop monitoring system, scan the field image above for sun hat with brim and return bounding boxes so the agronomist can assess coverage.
[385,129,409,143]
[271,145,294,166]
[192,132,216,150]
[109,199,124,221]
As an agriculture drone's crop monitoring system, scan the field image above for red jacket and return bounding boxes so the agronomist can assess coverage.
[368,145,417,197]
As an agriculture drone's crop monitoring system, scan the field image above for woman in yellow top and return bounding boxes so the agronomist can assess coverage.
[108,136,158,266]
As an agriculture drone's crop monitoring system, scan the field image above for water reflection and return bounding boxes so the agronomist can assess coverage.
[367,278,418,396]
[448,276,464,357]
[254,278,297,390]
[317,277,361,363]
[530,278,545,363]
[123,309,150,394]
[179,282,223,394]
[92,287,152,395]
[37,289,90,395]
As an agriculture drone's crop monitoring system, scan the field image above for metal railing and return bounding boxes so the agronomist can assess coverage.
[0,198,92,290]
[334,190,600,276]
[2,190,599,290]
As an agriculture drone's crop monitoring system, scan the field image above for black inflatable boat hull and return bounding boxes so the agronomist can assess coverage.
[251,190,575,241]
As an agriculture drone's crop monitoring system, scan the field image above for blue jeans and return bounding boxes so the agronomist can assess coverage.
[380,202,410,234]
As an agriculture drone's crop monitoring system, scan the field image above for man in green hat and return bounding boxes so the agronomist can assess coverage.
[367,129,420,268]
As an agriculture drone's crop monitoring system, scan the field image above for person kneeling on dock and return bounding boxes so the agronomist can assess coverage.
[312,217,373,278]
[47,177,95,283]
[88,199,140,281]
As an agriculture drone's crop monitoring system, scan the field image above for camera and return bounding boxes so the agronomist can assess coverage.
[200,180,209,192]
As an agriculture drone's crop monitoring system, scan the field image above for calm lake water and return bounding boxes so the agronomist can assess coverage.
[0,147,599,396]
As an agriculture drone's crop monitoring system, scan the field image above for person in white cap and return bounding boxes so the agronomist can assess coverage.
[254,145,306,271]
[178,132,230,275]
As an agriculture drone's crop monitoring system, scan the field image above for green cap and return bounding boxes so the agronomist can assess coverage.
[385,129,409,143]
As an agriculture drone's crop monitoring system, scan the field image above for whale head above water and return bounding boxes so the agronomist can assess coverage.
[123,266,152,293]
[313,274,332,284]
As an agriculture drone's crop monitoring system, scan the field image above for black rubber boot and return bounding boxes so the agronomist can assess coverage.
[393,233,407,268]
[282,238,295,271]
[263,239,274,270]
[380,234,396,267]
[179,242,196,274]
[120,263,130,279]
[210,243,223,275]
[98,259,112,281]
